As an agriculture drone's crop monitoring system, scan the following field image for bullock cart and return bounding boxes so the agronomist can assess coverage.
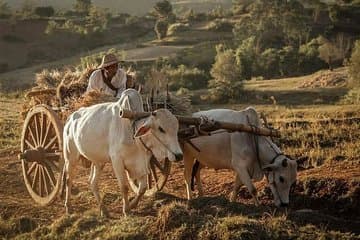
[18,89,279,206]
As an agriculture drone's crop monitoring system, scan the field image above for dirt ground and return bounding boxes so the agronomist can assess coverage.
[1,148,359,237]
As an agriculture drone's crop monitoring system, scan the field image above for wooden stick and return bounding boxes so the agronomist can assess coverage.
[176,116,280,137]
[120,110,280,137]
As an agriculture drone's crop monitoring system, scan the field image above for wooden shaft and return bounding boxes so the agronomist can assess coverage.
[176,116,280,137]
[210,121,280,137]
[119,110,280,137]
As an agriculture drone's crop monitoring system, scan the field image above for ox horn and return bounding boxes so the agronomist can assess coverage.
[120,109,152,119]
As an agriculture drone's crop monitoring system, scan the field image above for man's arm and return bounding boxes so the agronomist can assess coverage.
[87,70,101,92]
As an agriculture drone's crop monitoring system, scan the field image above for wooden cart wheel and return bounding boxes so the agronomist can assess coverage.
[146,156,171,195]
[20,105,64,205]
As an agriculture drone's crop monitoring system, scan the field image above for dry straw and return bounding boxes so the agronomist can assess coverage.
[23,66,192,120]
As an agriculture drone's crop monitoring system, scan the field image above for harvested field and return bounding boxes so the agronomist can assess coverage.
[0,150,359,239]
[299,68,348,89]
[0,98,359,239]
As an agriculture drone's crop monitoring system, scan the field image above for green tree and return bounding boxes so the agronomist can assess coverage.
[208,44,243,103]
[233,0,311,50]
[34,6,55,17]
[279,46,299,77]
[298,38,327,74]
[163,64,207,90]
[153,0,173,19]
[318,36,342,71]
[86,6,110,33]
[155,19,168,40]
[20,0,35,18]
[74,0,92,15]
[235,36,257,79]
[0,0,11,18]
[348,40,360,87]
[258,48,280,79]
[152,0,175,39]
[232,0,252,15]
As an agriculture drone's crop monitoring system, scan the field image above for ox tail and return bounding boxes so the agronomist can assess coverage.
[191,160,200,191]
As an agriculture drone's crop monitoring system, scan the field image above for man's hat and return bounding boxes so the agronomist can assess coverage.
[98,53,119,69]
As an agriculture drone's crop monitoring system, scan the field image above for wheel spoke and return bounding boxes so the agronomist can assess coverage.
[31,165,39,191]
[25,139,36,149]
[42,117,51,147]
[34,114,41,146]
[28,127,38,148]
[41,166,49,196]
[151,158,165,174]
[43,164,56,188]
[46,159,59,172]
[38,166,43,197]
[39,112,44,146]
[27,162,37,175]
[44,136,57,150]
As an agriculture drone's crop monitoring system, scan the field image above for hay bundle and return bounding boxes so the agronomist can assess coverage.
[35,69,63,89]
[61,90,117,120]
[24,65,192,121]
[151,93,192,115]
[144,68,192,115]
[22,66,96,118]
[56,66,96,106]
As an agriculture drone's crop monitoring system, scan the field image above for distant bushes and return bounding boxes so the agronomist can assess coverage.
[45,6,110,36]
[172,42,217,72]
[162,64,208,90]
[342,40,360,104]
[232,36,328,80]
[155,20,169,40]
[207,44,243,103]
[206,19,233,32]
[34,6,55,18]
[167,23,189,36]
[348,40,360,87]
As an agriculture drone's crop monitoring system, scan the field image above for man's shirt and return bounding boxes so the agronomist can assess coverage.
[86,68,127,97]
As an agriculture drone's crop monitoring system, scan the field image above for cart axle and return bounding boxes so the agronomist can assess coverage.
[18,148,61,163]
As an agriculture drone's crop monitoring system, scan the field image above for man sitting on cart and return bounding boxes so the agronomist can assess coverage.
[86,53,128,98]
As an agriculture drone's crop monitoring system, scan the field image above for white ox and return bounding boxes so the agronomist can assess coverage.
[183,107,297,207]
[63,89,183,216]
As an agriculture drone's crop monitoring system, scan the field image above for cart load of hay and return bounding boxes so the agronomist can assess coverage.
[22,66,192,121]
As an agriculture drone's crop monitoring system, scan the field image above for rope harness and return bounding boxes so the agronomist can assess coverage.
[138,130,178,158]
[247,116,288,205]
[101,69,119,97]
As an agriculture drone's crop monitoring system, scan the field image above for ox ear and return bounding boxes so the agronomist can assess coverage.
[134,124,151,138]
